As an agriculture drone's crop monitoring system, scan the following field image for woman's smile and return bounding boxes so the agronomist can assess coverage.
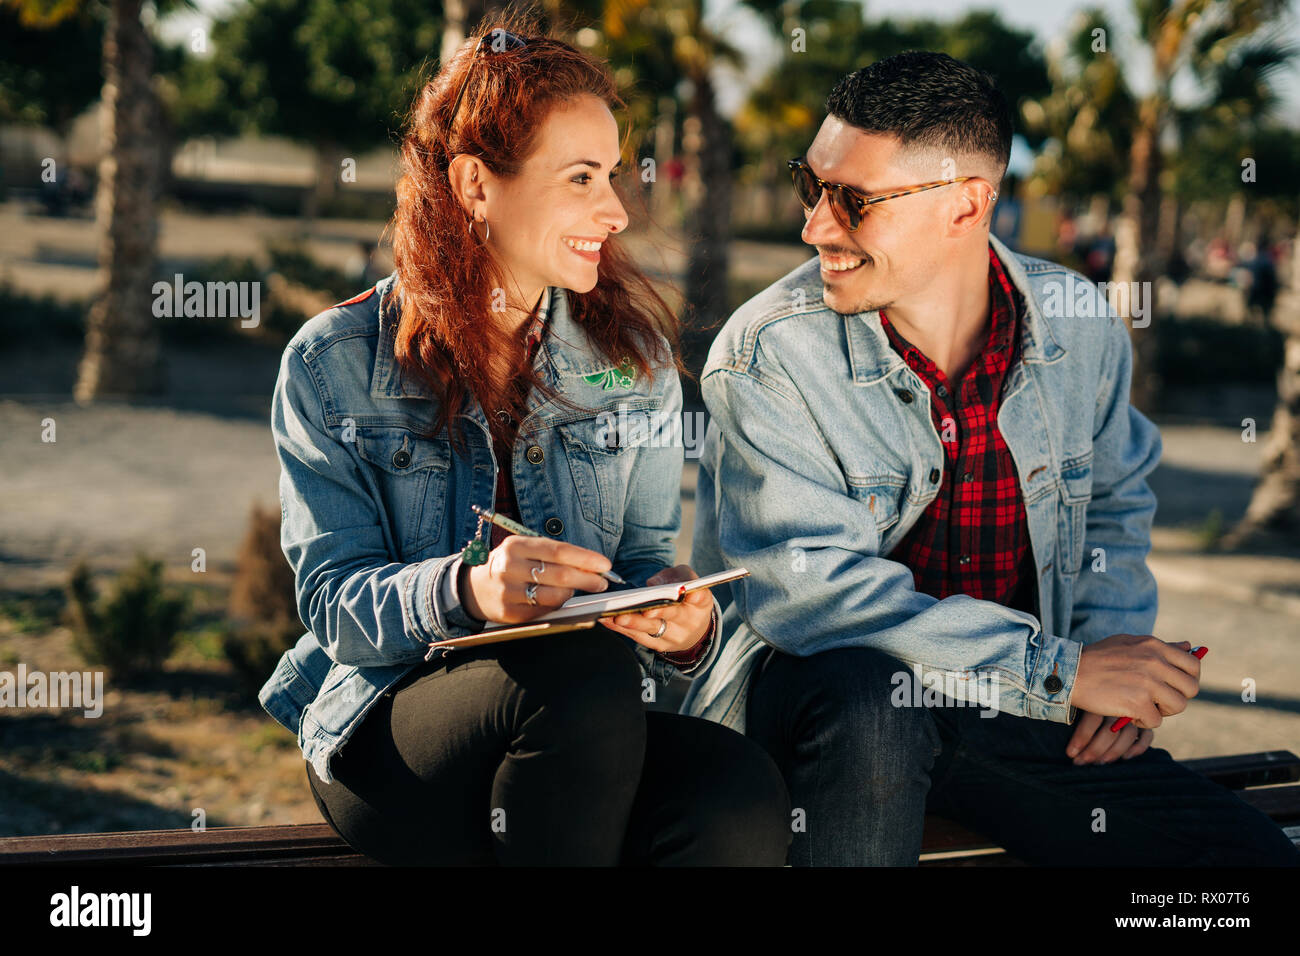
[563,235,605,262]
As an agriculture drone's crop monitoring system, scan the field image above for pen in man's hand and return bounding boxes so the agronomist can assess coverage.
[470,504,627,585]
[1110,645,1208,732]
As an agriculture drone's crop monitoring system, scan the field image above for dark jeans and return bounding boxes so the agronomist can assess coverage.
[748,646,1300,867]
[307,627,791,865]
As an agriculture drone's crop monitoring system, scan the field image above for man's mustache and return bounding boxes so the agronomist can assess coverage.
[817,246,873,264]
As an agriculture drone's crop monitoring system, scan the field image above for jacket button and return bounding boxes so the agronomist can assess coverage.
[392,449,411,468]
[958,554,970,565]
[526,445,544,465]
[895,388,914,404]
[544,517,564,536]
[936,385,948,399]
[962,471,974,483]
[929,468,940,484]
[1044,674,1063,694]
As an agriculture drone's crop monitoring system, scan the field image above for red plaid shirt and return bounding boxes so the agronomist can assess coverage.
[878,247,1038,616]
[487,290,712,664]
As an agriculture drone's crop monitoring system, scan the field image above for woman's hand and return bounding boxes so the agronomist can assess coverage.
[602,564,712,655]
[460,536,610,624]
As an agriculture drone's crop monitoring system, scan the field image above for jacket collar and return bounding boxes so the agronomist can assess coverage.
[370,274,626,404]
[842,233,1068,386]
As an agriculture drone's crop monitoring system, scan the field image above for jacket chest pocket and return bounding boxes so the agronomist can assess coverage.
[1057,456,1092,575]
[557,407,656,539]
[355,426,451,558]
[846,477,905,552]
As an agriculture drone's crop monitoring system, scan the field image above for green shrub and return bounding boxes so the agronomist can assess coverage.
[1156,316,1284,385]
[222,503,303,696]
[266,241,356,303]
[221,618,303,697]
[0,284,86,349]
[66,554,190,679]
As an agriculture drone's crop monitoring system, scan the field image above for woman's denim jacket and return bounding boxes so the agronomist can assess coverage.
[681,235,1161,733]
[259,273,719,784]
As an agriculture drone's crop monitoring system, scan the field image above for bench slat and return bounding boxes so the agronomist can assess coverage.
[0,824,346,865]
[1180,751,1300,790]
[1235,784,1300,822]
[2,752,1296,866]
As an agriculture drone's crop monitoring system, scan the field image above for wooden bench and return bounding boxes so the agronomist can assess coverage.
[3,751,1297,866]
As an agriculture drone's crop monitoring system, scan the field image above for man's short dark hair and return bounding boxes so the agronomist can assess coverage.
[825,51,1012,184]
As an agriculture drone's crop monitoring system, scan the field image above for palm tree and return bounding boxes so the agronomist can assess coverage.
[1021,10,1136,204]
[10,0,168,398]
[1173,47,1296,550]
[1223,285,1300,547]
[599,0,744,372]
[1108,0,1292,411]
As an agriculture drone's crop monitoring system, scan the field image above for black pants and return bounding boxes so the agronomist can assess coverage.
[307,627,792,865]
[748,646,1300,866]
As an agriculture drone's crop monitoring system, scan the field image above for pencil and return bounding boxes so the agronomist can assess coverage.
[1110,645,1208,732]
[470,504,627,585]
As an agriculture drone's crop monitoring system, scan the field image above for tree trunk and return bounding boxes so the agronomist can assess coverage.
[681,68,731,385]
[74,0,164,400]
[1111,99,1165,414]
[302,141,344,221]
[653,96,677,226]
[440,0,492,65]
[1224,194,1246,248]
[1222,308,1300,547]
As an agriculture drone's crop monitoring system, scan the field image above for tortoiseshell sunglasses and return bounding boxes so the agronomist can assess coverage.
[789,158,992,233]
[446,29,529,131]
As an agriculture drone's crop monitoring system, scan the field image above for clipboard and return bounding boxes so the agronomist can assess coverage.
[427,567,748,649]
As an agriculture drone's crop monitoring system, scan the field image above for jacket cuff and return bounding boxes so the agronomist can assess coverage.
[439,554,486,633]
[408,553,485,648]
[1022,631,1083,723]
[659,600,718,674]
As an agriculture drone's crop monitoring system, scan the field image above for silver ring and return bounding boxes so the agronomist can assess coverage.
[525,582,539,606]
[531,562,545,583]
[653,619,667,638]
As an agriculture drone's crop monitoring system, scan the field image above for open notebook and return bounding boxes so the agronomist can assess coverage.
[426,567,748,649]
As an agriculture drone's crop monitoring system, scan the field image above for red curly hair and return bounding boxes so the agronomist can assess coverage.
[383,8,681,448]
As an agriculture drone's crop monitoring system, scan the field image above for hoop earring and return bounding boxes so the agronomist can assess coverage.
[468,214,490,243]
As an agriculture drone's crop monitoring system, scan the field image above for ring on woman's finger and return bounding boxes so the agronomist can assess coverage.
[525,582,539,606]
[653,619,667,638]
[531,562,545,583]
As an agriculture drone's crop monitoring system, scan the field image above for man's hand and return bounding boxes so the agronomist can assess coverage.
[1070,636,1200,729]
[1066,710,1155,765]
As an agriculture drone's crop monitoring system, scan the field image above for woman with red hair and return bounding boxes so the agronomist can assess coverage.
[259,15,790,865]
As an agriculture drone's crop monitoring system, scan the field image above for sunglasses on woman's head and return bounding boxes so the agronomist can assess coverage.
[788,158,987,233]
[446,29,529,131]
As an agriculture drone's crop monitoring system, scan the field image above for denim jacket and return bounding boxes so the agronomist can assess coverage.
[681,235,1161,733]
[259,272,720,784]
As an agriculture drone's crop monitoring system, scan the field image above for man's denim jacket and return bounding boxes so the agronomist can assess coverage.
[681,235,1161,733]
[259,272,720,784]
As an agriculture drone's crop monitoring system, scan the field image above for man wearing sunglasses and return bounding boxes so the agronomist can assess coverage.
[682,51,1299,866]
